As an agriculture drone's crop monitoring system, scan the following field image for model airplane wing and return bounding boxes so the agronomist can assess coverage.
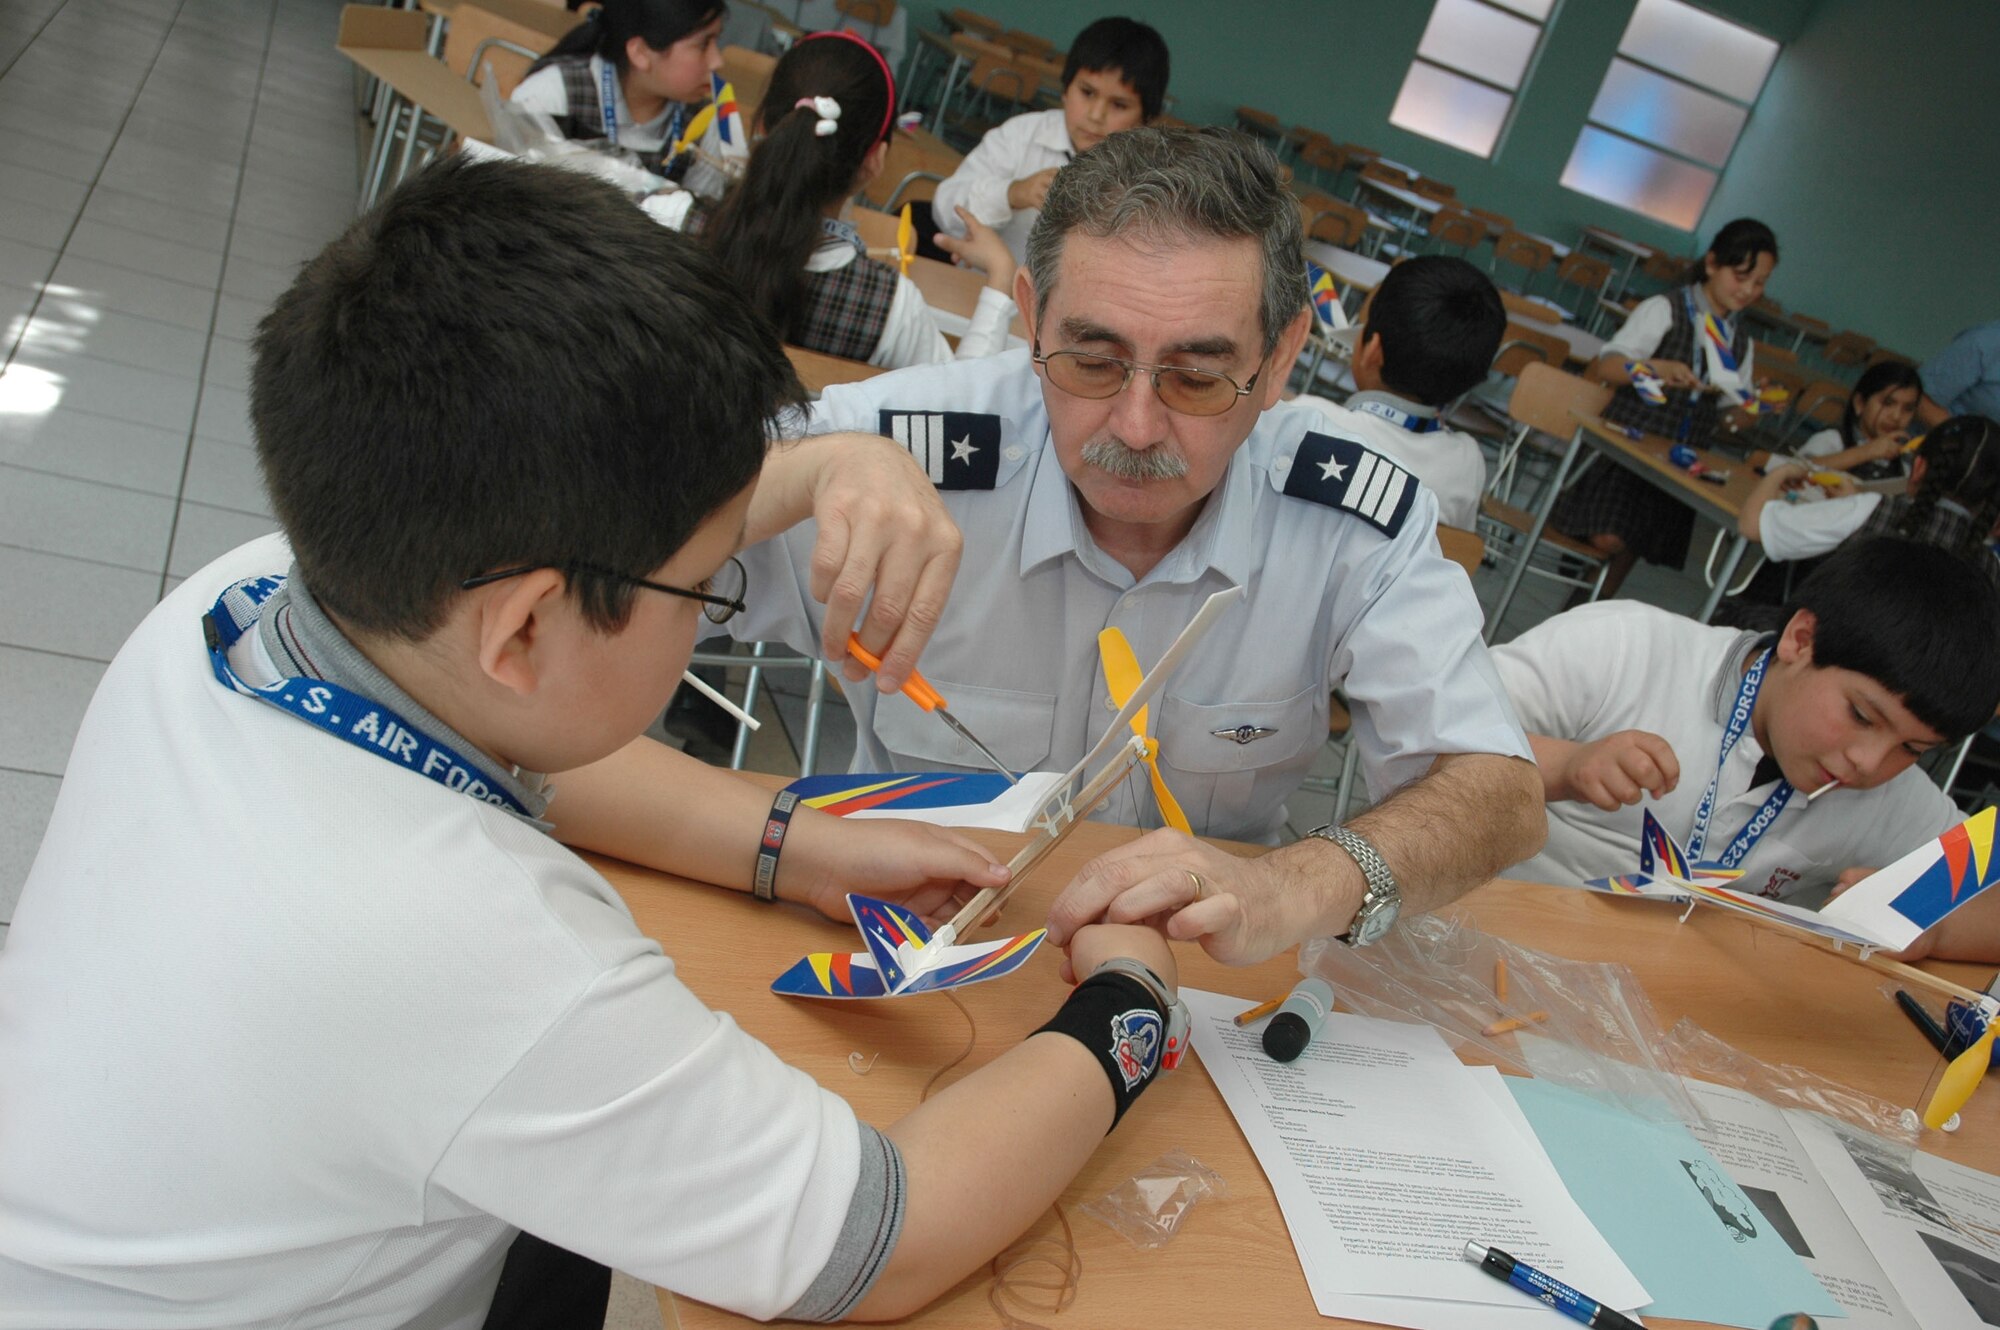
[1819,806,2000,953]
[770,892,1047,998]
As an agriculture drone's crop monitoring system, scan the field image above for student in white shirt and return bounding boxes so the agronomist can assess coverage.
[1792,360,1922,481]
[931,16,1170,262]
[1742,413,2000,568]
[1296,255,1504,531]
[0,158,1191,1329]
[1492,537,2000,961]
[656,31,1015,368]
[510,0,723,176]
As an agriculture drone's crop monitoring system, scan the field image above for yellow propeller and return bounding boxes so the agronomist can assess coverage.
[896,203,916,277]
[1924,1018,1997,1130]
[1097,627,1191,835]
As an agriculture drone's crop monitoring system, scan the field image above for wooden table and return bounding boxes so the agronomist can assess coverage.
[595,811,1998,1329]
[785,344,884,395]
[1354,177,1442,256]
[1487,411,1762,632]
[1305,240,1391,321]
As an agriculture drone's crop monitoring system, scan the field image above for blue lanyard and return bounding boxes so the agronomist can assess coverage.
[597,64,686,154]
[1352,398,1441,434]
[1686,647,1793,868]
[201,576,529,816]
[820,216,865,256]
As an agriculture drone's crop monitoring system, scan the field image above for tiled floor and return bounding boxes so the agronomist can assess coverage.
[0,0,354,943]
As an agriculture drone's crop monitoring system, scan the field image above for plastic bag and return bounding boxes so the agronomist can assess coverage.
[1660,1017,1924,1145]
[475,72,668,197]
[1302,912,1704,1126]
[1080,1150,1226,1250]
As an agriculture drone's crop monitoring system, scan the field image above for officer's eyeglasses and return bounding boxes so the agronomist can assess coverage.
[460,556,748,625]
[1032,338,1262,417]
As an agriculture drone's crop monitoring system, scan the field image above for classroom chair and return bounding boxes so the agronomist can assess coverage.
[1821,330,1876,372]
[718,45,775,123]
[1306,197,1373,252]
[945,7,1003,41]
[1549,252,1612,314]
[998,28,1056,59]
[441,4,552,98]
[1296,136,1348,190]
[1410,177,1456,202]
[1357,159,1412,190]
[1423,207,1485,258]
[834,0,896,46]
[1488,231,1555,296]
[1286,125,1332,164]
[1498,291,1561,325]
[862,123,961,209]
[1234,105,1284,147]
[1771,378,1851,453]
[1478,363,1616,636]
[1753,338,1800,369]
[1466,206,1512,234]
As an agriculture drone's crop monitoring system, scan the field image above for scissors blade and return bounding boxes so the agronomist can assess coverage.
[935,708,1017,785]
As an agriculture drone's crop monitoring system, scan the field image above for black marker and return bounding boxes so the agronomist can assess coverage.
[1895,989,1951,1055]
[1464,1242,1642,1330]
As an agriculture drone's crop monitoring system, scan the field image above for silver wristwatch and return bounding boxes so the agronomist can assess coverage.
[1304,824,1402,946]
[1087,956,1190,1070]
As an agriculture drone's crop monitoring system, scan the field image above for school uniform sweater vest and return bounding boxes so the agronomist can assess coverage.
[533,55,679,175]
[679,202,899,363]
[1600,292,1748,442]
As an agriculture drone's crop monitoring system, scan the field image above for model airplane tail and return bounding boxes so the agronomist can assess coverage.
[1638,809,1692,881]
[770,892,1047,999]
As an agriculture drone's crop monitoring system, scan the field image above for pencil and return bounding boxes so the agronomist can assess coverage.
[1494,958,1509,1003]
[1482,1012,1549,1037]
[1234,993,1287,1026]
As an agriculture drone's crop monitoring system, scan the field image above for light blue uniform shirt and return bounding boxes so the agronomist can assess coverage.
[730,349,1530,844]
[1920,320,2000,423]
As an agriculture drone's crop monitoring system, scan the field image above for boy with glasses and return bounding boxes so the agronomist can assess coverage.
[731,128,1544,971]
[0,158,1193,1327]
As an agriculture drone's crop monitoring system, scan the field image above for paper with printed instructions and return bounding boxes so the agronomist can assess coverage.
[1183,990,1647,1313]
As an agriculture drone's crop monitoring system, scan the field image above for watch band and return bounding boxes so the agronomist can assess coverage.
[1304,823,1402,946]
[1087,957,1190,1070]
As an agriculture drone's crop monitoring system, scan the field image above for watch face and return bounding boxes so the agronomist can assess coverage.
[1354,896,1399,944]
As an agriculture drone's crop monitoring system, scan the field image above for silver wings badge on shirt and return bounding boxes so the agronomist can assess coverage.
[1213,724,1279,745]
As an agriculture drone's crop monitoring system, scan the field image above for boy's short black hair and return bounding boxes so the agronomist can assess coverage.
[1785,536,2000,739]
[252,156,803,641]
[1062,17,1170,121]
[1361,255,1505,407]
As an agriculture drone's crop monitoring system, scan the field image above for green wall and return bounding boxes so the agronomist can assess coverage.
[907,0,1994,359]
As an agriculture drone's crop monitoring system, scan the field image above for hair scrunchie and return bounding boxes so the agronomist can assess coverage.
[794,96,841,137]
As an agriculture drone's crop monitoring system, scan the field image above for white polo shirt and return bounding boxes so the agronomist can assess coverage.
[0,535,893,1328]
[930,107,1075,263]
[1492,600,1960,902]
[1756,491,1882,562]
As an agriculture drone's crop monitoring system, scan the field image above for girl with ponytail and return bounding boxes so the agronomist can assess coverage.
[1742,413,2000,581]
[512,0,725,176]
[649,31,1019,367]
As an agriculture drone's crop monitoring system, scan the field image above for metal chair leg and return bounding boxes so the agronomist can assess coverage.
[799,659,828,776]
[729,641,771,770]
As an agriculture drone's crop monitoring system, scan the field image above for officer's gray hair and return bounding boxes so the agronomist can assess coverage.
[1024,127,1307,355]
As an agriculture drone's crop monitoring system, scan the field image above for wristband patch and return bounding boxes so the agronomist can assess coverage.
[1109,1008,1163,1089]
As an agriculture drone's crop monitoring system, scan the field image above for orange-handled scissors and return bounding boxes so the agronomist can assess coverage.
[845,633,1017,785]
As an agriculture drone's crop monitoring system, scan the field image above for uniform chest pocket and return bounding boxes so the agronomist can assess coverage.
[1154,685,1328,775]
[872,681,1058,774]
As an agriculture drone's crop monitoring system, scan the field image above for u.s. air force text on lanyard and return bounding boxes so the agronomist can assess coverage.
[1351,398,1441,434]
[1686,647,1794,868]
[599,61,683,151]
[201,575,529,816]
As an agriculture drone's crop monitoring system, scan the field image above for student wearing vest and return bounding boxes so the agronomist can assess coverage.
[648,31,1019,367]
[511,0,723,177]
[1551,218,1777,599]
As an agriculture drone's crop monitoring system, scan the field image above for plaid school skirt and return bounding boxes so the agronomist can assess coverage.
[1549,464,1695,568]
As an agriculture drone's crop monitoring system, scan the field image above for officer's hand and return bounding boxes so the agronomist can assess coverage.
[782,811,1009,926]
[1048,829,1328,967]
[1006,167,1059,212]
[1562,729,1680,810]
[804,436,964,691]
[1061,923,1179,990]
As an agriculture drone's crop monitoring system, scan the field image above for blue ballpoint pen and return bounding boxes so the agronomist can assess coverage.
[1464,1242,1642,1330]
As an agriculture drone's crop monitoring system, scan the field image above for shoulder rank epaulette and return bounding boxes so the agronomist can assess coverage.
[1279,430,1417,537]
[879,409,1002,491]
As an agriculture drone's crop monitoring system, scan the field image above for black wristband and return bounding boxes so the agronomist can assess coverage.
[1034,973,1168,1130]
[753,790,799,903]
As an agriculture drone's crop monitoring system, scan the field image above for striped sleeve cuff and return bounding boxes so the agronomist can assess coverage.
[782,1123,906,1322]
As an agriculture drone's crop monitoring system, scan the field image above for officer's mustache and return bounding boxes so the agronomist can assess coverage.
[1080,436,1189,481]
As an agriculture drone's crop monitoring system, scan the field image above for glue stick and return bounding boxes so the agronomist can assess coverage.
[1262,978,1335,1063]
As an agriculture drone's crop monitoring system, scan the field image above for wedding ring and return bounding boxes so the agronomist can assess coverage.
[1187,869,1206,900]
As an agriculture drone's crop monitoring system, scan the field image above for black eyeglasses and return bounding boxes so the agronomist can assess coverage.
[460,556,748,625]
[1032,338,1262,417]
